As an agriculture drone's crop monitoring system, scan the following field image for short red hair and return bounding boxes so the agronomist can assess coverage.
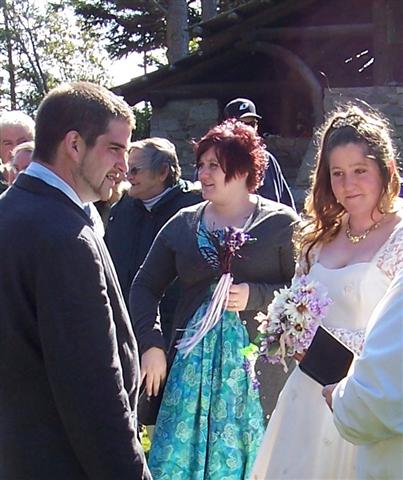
[195,119,267,192]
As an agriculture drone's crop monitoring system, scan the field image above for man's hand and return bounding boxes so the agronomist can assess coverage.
[322,383,338,411]
[226,282,250,312]
[141,347,167,397]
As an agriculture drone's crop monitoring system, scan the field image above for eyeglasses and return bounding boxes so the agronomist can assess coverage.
[127,164,147,177]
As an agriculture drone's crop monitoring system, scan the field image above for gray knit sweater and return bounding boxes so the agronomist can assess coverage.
[130,196,299,417]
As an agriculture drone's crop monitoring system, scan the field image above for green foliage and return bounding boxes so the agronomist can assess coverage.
[140,425,152,455]
[70,0,167,60]
[147,49,169,70]
[68,0,252,68]
[0,0,111,113]
[189,37,201,54]
[133,102,152,141]
[70,0,201,61]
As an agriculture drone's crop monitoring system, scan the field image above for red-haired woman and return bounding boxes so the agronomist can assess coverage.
[251,104,403,479]
[130,120,298,479]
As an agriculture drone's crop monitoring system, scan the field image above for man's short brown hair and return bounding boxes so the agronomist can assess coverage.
[34,82,135,164]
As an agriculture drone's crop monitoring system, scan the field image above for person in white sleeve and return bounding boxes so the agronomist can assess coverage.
[323,269,403,479]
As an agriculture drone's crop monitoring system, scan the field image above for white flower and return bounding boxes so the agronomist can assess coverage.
[252,275,332,371]
[283,300,310,322]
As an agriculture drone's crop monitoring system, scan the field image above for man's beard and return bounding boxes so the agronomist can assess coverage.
[78,164,112,203]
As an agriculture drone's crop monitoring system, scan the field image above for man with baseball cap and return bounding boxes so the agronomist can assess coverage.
[224,98,295,209]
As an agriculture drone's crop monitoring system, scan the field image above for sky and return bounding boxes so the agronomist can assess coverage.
[109,51,162,88]
[110,52,144,87]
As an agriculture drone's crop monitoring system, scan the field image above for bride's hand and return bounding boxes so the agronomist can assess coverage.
[293,351,306,362]
[227,283,250,311]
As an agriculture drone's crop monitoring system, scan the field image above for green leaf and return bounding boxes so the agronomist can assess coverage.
[240,343,259,360]
[267,341,280,356]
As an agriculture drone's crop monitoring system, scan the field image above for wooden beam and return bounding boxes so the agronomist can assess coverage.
[147,81,287,107]
[150,82,270,97]
[199,0,319,57]
[191,0,273,34]
[121,49,244,105]
[254,24,373,41]
[386,0,403,43]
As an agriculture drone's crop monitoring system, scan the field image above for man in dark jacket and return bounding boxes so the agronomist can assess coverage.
[0,82,151,480]
[106,137,201,340]
[224,98,296,210]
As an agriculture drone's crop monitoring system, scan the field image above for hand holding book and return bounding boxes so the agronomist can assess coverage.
[299,326,355,386]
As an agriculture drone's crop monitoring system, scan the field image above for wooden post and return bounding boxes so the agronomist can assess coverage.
[385,0,403,82]
[373,0,390,85]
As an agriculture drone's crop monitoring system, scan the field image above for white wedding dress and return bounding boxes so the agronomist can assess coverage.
[251,222,403,480]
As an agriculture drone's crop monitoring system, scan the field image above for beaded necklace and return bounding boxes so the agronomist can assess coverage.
[345,216,384,244]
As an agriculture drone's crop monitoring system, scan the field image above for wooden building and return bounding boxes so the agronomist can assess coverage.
[114,0,403,201]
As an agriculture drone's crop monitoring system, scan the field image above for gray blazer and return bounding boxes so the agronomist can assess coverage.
[130,197,299,420]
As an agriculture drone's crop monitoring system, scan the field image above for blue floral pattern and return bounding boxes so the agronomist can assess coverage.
[148,224,265,479]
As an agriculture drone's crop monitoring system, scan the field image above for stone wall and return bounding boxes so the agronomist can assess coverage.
[324,87,403,158]
[150,98,219,179]
[150,98,310,183]
[263,135,310,183]
[150,88,402,209]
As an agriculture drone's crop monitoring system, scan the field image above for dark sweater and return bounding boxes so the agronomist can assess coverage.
[106,179,201,338]
[0,174,150,480]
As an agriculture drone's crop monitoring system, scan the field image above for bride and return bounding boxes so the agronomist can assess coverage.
[251,104,403,479]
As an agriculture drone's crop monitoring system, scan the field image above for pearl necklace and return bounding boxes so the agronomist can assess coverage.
[345,216,384,244]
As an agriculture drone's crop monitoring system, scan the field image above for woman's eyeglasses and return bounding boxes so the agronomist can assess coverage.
[127,164,146,176]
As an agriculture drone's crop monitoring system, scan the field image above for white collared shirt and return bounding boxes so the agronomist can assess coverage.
[24,161,106,236]
[24,161,84,210]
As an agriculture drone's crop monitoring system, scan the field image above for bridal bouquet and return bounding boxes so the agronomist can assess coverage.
[244,275,332,373]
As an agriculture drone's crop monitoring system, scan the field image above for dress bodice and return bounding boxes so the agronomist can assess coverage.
[308,262,390,331]
[306,219,403,352]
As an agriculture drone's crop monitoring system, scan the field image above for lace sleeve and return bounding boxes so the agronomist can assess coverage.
[327,327,365,356]
[376,226,403,279]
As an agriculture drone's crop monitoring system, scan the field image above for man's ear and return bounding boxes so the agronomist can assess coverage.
[63,131,83,161]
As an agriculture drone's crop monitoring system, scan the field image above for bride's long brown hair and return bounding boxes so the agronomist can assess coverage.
[294,103,401,273]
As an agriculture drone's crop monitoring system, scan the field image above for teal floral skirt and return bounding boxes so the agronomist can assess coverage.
[148,300,265,480]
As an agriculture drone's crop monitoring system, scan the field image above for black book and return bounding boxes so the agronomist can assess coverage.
[299,325,355,386]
